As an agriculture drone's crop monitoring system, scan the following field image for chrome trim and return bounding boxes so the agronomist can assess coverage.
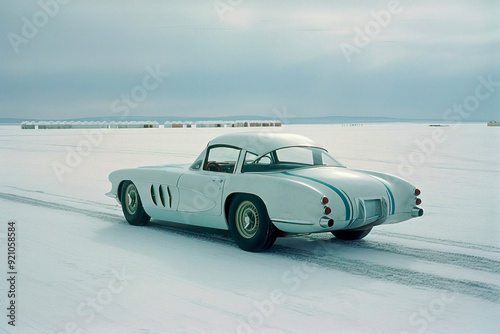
[411,207,424,217]
[272,219,315,226]
[105,191,116,199]
[319,217,334,228]
[105,192,121,204]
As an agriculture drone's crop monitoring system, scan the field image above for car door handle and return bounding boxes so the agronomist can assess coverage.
[212,178,224,183]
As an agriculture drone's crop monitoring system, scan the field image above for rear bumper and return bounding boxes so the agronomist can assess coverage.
[271,205,424,234]
[272,218,350,234]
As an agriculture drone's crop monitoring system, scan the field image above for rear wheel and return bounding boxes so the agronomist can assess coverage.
[228,194,277,252]
[120,181,150,226]
[332,228,372,241]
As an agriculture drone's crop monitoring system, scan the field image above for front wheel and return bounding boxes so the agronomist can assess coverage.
[228,194,277,252]
[120,181,150,226]
[332,228,372,241]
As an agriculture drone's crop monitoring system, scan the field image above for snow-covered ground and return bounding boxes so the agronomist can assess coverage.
[0,123,499,334]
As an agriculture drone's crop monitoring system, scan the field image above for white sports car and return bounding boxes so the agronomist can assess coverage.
[106,132,423,252]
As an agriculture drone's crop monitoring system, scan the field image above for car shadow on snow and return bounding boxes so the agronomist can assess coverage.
[92,217,375,260]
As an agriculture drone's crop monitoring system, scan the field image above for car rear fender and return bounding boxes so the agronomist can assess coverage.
[223,174,347,230]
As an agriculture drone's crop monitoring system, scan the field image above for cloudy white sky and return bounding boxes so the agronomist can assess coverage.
[1,0,499,121]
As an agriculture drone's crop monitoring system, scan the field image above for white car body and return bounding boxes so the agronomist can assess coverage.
[106,133,423,248]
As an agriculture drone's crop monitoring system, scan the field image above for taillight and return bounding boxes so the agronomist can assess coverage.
[416,198,422,205]
[324,207,332,215]
[322,196,329,205]
[414,188,421,196]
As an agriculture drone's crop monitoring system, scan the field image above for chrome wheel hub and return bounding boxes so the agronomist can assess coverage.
[235,201,259,239]
[125,184,139,215]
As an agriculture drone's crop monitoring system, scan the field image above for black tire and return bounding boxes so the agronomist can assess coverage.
[228,194,277,252]
[120,181,150,226]
[332,227,372,241]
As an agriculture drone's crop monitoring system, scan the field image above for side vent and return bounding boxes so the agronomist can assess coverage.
[167,186,172,208]
[151,184,172,208]
[150,185,157,206]
[159,185,165,207]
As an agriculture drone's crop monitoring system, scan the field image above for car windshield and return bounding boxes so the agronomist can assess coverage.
[242,146,344,173]
[190,149,206,170]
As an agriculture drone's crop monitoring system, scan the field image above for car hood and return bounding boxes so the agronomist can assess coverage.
[136,164,190,171]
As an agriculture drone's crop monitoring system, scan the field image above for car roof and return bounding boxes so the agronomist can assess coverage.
[207,132,324,156]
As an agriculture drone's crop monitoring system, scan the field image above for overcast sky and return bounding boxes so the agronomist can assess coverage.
[1,0,499,121]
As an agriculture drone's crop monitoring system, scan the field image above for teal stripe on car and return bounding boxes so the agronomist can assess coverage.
[380,182,395,215]
[282,172,352,221]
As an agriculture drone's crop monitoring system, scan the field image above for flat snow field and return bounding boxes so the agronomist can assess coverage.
[0,123,499,334]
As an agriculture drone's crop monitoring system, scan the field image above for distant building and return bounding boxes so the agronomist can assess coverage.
[196,121,223,128]
[487,121,500,126]
[21,119,284,130]
[114,121,158,128]
[171,122,184,128]
[21,121,36,129]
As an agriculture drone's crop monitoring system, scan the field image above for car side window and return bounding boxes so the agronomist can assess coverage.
[256,155,272,165]
[244,152,272,165]
[244,152,259,164]
[242,152,274,173]
[204,146,241,173]
[276,147,314,165]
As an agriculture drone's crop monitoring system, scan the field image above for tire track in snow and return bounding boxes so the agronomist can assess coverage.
[305,237,500,275]
[2,191,499,303]
[364,240,500,274]
[0,192,122,223]
[2,185,118,210]
[270,245,500,303]
[372,230,500,253]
